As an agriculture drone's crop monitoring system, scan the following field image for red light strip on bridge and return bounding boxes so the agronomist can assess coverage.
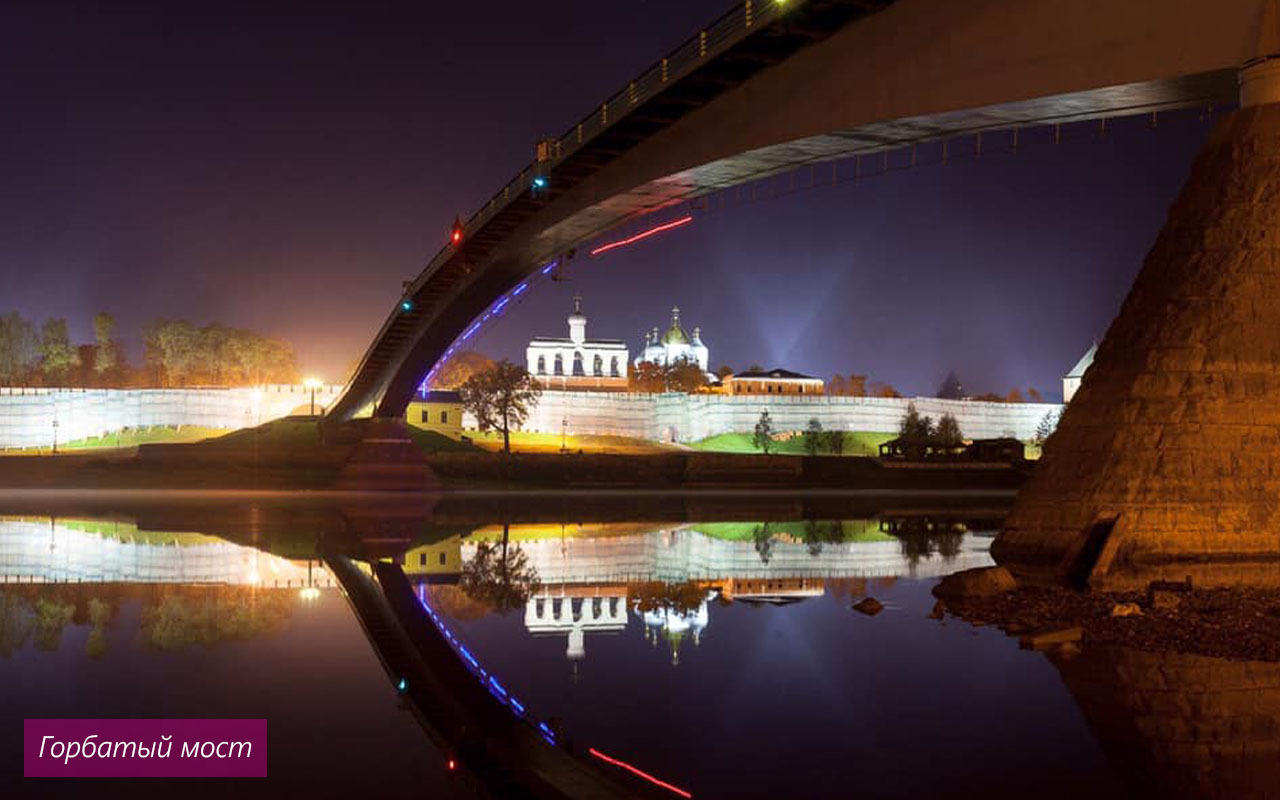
[588,747,692,798]
[589,215,693,257]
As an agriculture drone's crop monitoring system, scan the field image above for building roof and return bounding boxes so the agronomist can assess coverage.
[660,305,690,346]
[418,390,462,403]
[731,368,821,381]
[1065,342,1097,379]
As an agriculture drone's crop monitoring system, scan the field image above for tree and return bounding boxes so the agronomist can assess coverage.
[1034,409,1061,447]
[433,351,495,390]
[0,313,39,384]
[752,410,775,454]
[39,318,80,384]
[1027,387,1044,403]
[899,402,934,441]
[628,361,667,393]
[666,361,707,393]
[823,428,845,456]
[828,374,849,396]
[936,371,965,399]
[1006,388,1025,403]
[715,364,734,381]
[459,359,541,453]
[752,523,774,564]
[870,381,900,398]
[458,524,541,613]
[92,312,119,377]
[804,417,824,456]
[935,413,963,447]
[847,374,868,397]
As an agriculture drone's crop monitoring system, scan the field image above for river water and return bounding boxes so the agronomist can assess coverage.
[0,496,1266,798]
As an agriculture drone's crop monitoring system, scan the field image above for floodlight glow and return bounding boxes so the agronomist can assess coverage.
[589,215,693,257]
[532,176,548,189]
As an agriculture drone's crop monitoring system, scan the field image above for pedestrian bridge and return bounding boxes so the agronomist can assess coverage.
[330,0,1272,421]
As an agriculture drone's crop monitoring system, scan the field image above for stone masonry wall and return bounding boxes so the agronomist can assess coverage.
[996,104,1280,584]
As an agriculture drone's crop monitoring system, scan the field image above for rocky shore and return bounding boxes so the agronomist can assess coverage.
[939,571,1280,662]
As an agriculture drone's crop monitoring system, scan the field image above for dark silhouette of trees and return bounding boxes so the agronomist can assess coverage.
[39,318,80,384]
[803,418,824,455]
[0,313,40,384]
[458,524,541,613]
[936,371,965,399]
[433,350,495,390]
[459,359,540,453]
[753,410,775,454]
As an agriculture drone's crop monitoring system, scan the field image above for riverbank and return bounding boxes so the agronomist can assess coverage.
[943,583,1280,662]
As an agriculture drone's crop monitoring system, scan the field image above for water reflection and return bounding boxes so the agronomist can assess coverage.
[2,505,1277,798]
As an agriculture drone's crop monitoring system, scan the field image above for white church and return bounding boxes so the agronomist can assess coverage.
[635,306,711,374]
[526,296,629,390]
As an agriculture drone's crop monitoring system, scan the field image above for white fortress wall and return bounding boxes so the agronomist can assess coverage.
[514,390,1061,443]
[0,385,343,449]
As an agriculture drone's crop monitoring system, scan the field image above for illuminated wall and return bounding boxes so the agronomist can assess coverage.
[515,390,1062,443]
[0,385,343,449]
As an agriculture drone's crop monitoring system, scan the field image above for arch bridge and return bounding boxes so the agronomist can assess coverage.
[329,0,1270,421]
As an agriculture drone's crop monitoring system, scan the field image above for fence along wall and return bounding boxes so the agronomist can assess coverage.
[0,385,343,449]
[518,391,1062,443]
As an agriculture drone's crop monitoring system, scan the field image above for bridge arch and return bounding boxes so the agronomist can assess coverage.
[329,0,1268,421]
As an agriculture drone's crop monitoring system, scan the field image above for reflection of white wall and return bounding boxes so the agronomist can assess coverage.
[524,593,628,661]
[0,385,343,448]
[465,527,994,585]
[0,519,330,586]
[502,391,1062,444]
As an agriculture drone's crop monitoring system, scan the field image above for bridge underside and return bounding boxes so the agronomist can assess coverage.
[331,0,1272,420]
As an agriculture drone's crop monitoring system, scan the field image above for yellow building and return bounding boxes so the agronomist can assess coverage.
[406,390,464,439]
[400,537,464,577]
[724,368,824,396]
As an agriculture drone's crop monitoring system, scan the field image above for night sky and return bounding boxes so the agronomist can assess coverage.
[1,1,1217,400]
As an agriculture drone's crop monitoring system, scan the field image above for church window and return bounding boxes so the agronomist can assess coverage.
[593,354,603,376]
[573,352,585,376]
[554,354,563,375]
[537,355,545,374]
[610,356,619,377]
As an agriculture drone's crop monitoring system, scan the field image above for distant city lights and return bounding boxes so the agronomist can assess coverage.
[589,215,694,257]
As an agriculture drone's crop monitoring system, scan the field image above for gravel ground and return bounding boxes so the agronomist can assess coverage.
[942,585,1280,661]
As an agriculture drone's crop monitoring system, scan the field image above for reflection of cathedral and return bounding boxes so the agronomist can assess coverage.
[639,594,712,667]
[634,306,710,373]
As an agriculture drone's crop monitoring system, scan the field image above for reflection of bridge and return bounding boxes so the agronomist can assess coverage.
[332,0,1266,420]
[0,519,330,587]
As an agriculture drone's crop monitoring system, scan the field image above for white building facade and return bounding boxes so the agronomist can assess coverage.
[635,306,710,373]
[526,296,628,390]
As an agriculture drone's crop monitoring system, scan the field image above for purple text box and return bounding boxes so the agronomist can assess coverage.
[24,718,267,778]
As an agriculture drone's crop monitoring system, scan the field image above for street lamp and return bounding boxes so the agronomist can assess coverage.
[303,377,322,416]
[561,417,568,453]
[51,419,59,455]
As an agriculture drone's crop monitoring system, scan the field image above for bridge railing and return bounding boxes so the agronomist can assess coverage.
[411,0,790,293]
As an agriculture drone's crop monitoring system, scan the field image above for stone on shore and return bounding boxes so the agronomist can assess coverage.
[932,566,1016,600]
[1111,602,1143,617]
[852,597,884,616]
[1020,626,1083,650]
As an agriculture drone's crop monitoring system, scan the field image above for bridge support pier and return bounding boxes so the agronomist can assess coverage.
[994,96,1280,589]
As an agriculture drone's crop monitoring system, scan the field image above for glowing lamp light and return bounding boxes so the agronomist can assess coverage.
[589,215,693,257]
[397,678,407,692]
[447,759,456,771]
[450,216,464,245]
[303,377,322,389]
[532,175,548,189]
[400,299,414,312]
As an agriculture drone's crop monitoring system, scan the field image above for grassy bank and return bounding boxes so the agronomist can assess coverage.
[690,431,895,457]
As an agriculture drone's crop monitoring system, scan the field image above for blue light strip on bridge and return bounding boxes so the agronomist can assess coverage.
[414,583,557,747]
[419,259,560,393]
